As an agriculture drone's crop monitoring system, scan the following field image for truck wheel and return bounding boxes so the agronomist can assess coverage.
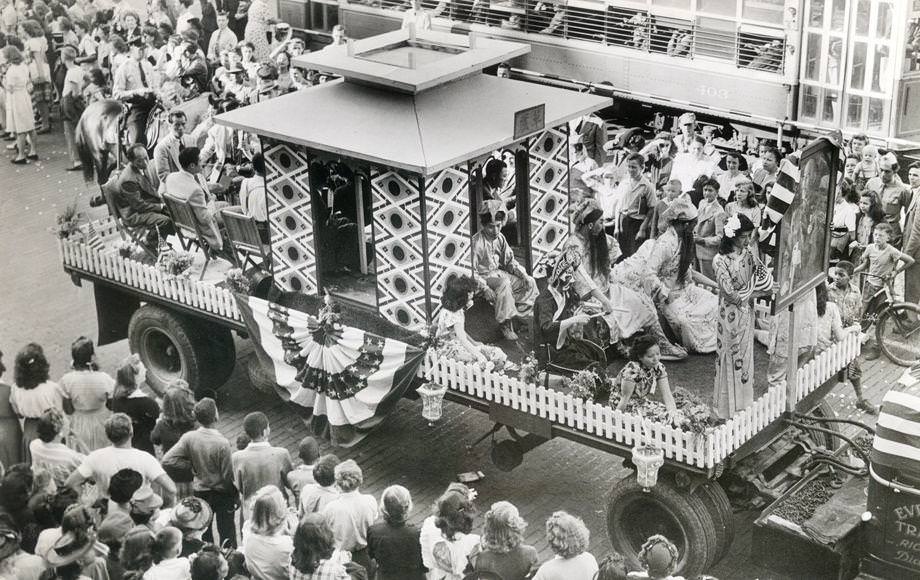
[804,399,840,450]
[128,305,235,396]
[693,480,734,565]
[246,355,279,394]
[606,474,716,576]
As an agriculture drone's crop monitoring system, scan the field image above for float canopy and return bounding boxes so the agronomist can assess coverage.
[216,30,611,176]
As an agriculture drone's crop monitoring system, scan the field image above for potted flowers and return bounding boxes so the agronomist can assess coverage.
[156,249,195,280]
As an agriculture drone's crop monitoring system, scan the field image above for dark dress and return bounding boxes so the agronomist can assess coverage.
[111,395,160,455]
[0,382,23,469]
[533,285,606,370]
[367,520,427,580]
[469,543,539,580]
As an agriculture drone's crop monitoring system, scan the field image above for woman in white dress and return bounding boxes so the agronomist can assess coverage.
[430,275,507,366]
[1,46,37,163]
[59,337,115,452]
[10,343,63,462]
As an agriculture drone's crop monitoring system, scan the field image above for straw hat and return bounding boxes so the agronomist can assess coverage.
[45,531,97,566]
[170,497,214,532]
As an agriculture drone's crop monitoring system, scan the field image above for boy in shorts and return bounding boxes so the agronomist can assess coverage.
[828,261,876,413]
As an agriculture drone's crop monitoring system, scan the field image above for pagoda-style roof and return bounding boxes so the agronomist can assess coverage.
[217,71,610,176]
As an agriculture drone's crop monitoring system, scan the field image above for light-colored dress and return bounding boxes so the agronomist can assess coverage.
[712,249,761,418]
[60,370,115,452]
[430,532,481,580]
[3,62,35,133]
[245,0,272,60]
[431,308,506,364]
[10,380,64,462]
[647,229,719,353]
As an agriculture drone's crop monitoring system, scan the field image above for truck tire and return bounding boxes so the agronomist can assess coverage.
[805,399,840,450]
[128,305,235,396]
[606,474,716,576]
[693,480,734,565]
[246,355,279,394]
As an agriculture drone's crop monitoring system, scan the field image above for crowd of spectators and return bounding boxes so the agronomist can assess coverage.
[0,337,698,580]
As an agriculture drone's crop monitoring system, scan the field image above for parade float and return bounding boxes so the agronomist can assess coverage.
[58,29,871,577]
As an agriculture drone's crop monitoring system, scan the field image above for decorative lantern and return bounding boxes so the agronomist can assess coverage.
[417,383,448,425]
[633,444,665,491]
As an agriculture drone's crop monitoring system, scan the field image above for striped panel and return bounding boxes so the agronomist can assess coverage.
[424,165,472,321]
[871,391,920,480]
[528,125,571,266]
[371,168,427,331]
[263,140,317,294]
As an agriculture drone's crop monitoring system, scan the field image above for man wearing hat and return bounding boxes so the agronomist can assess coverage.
[672,112,698,154]
[112,37,157,147]
[129,485,164,530]
[640,131,676,192]
[178,39,209,93]
[867,152,913,248]
[45,528,101,574]
[472,200,538,341]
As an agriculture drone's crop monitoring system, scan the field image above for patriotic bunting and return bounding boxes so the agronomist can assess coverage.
[235,295,425,447]
[871,390,920,487]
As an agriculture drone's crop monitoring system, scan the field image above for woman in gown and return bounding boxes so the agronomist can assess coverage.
[712,214,773,418]
[568,199,686,359]
[244,0,273,60]
[59,337,115,452]
[647,198,720,353]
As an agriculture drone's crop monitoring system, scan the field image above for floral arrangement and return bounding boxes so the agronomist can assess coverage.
[156,249,195,280]
[518,352,540,385]
[49,202,81,239]
[563,368,610,402]
[476,348,510,373]
[224,268,250,294]
[114,240,141,259]
[608,384,720,436]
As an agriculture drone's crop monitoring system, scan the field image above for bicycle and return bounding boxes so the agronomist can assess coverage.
[860,273,920,367]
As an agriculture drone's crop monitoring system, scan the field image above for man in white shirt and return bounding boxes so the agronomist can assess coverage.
[64,413,177,504]
[164,146,227,250]
[113,38,156,146]
[207,11,238,64]
[153,108,212,187]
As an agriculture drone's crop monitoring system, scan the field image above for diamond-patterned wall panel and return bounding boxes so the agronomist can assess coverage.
[424,165,472,321]
[263,140,317,294]
[371,169,427,331]
[528,126,570,265]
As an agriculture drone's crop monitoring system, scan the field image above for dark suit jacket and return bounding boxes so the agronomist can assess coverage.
[199,0,218,50]
[115,165,163,224]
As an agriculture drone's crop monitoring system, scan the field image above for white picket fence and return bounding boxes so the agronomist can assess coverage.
[60,221,860,469]
[419,329,862,469]
[58,218,242,322]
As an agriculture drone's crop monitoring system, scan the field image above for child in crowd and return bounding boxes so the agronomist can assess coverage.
[853,144,880,189]
[853,222,915,311]
[651,179,686,238]
[612,335,679,424]
[627,535,685,580]
[827,261,876,414]
[145,526,192,579]
[850,192,884,266]
[286,435,320,504]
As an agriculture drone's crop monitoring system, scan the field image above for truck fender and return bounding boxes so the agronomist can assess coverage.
[94,283,141,346]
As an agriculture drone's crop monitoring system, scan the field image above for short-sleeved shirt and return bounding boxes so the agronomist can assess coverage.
[618,361,666,398]
[76,446,167,495]
[11,381,63,419]
[863,243,908,283]
[59,370,115,412]
[62,66,85,98]
[832,200,859,231]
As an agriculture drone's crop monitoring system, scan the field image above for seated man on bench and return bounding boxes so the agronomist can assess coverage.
[114,143,175,246]
[472,200,538,341]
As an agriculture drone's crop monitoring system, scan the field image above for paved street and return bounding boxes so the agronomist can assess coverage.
[0,129,899,579]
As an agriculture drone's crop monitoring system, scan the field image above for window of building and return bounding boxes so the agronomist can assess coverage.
[844,0,894,133]
[741,0,784,25]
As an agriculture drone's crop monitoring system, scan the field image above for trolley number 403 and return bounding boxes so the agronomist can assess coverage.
[698,85,730,100]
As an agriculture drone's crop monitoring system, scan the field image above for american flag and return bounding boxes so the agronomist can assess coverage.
[758,151,800,257]
[83,221,106,251]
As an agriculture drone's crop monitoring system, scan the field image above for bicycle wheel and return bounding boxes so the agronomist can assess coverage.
[876,303,920,367]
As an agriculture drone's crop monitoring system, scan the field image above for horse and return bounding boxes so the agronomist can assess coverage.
[75,88,214,187]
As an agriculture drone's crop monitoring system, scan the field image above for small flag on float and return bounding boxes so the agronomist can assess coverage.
[84,221,106,251]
